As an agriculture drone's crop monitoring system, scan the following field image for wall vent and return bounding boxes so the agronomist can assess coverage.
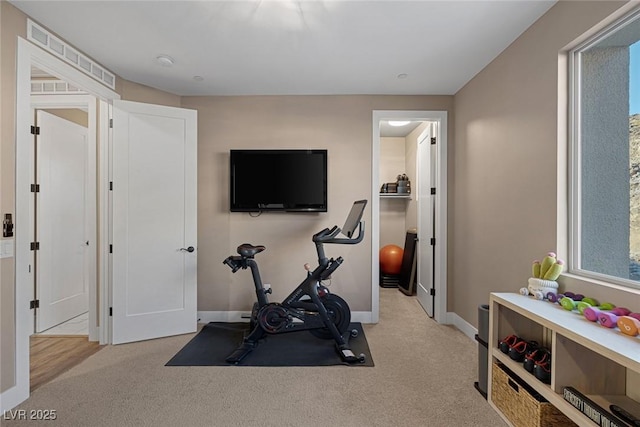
[31,79,87,95]
[27,19,116,90]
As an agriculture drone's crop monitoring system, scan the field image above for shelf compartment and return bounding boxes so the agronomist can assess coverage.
[491,361,577,427]
[553,334,626,396]
[379,193,411,199]
[494,304,548,351]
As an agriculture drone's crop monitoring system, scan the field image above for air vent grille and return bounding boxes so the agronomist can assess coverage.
[31,79,87,95]
[27,19,116,90]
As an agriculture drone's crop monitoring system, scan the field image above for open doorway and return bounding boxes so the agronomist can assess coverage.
[30,87,96,337]
[28,70,99,390]
[372,110,448,324]
[10,36,118,410]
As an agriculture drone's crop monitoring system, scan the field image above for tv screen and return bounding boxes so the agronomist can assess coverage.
[230,149,327,212]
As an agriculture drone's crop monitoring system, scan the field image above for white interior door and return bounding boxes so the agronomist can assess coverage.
[417,127,434,317]
[111,100,197,344]
[36,110,90,332]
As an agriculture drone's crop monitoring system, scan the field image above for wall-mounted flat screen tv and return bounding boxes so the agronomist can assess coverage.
[230,149,328,212]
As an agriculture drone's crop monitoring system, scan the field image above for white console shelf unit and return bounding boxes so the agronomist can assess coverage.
[488,292,640,427]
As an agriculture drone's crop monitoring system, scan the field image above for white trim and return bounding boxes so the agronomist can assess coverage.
[372,110,448,324]
[14,36,119,411]
[27,19,116,90]
[446,312,477,342]
[197,311,374,324]
[30,94,98,342]
[566,5,640,291]
[99,100,111,345]
[0,386,24,414]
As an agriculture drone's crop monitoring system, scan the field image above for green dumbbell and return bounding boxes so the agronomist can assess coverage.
[576,298,608,315]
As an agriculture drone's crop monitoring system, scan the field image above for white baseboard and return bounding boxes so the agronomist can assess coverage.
[197,311,250,323]
[197,311,375,324]
[446,311,478,342]
[196,311,475,343]
[1,384,28,413]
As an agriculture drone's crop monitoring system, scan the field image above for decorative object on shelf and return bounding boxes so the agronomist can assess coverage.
[379,173,411,194]
[524,252,564,299]
[396,173,411,194]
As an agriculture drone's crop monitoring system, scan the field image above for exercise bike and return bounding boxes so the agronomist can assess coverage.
[222,200,368,364]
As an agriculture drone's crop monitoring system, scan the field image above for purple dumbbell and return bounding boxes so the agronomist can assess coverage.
[599,311,640,328]
[563,291,585,301]
[583,306,630,322]
[547,292,564,303]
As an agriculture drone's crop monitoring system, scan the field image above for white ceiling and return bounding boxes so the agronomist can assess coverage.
[11,0,555,97]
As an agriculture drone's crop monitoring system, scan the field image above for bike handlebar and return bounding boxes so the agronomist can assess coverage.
[313,221,365,245]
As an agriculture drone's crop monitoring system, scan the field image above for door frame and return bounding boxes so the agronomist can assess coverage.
[371,110,448,324]
[31,95,97,337]
[10,37,119,410]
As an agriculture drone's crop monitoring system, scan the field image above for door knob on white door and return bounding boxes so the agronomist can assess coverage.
[179,246,195,253]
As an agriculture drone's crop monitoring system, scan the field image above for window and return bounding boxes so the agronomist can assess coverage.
[569,7,640,289]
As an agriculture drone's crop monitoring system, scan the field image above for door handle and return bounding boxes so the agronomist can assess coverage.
[179,246,195,253]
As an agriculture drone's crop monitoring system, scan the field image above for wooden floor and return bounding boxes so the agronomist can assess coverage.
[30,335,104,391]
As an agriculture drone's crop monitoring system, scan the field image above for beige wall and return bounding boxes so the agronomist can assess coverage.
[452,1,631,326]
[41,108,88,127]
[181,95,453,312]
[117,79,181,107]
[380,137,407,248]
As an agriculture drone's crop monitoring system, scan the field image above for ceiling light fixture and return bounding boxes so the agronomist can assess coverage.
[155,55,175,67]
[388,120,411,127]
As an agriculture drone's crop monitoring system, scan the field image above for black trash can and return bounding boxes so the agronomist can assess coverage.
[474,304,490,398]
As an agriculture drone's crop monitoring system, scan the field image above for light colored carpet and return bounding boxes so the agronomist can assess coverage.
[6,288,505,426]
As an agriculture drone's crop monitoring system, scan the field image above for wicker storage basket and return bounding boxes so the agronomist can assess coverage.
[491,363,576,427]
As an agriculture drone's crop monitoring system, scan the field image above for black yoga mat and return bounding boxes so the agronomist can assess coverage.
[166,322,374,367]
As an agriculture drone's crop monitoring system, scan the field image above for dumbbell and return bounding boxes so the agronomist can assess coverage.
[564,292,585,301]
[583,306,628,322]
[546,292,563,303]
[617,316,640,337]
[560,295,592,311]
[597,311,640,329]
[575,298,603,314]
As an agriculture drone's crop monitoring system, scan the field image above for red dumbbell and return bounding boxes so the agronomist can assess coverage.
[583,306,630,322]
[617,316,640,337]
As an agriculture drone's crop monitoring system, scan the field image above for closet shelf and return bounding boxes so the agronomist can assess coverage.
[379,193,411,200]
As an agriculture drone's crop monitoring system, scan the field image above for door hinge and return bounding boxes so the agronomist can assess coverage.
[109,244,113,254]
[30,184,40,193]
[30,242,40,251]
[109,181,113,191]
[430,187,436,195]
[109,307,113,316]
[430,238,436,246]
[430,288,436,296]
[30,299,40,309]
[31,125,40,135]
[430,137,436,145]
[109,118,113,128]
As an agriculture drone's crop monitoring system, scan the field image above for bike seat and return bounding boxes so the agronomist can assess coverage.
[237,243,266,258]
